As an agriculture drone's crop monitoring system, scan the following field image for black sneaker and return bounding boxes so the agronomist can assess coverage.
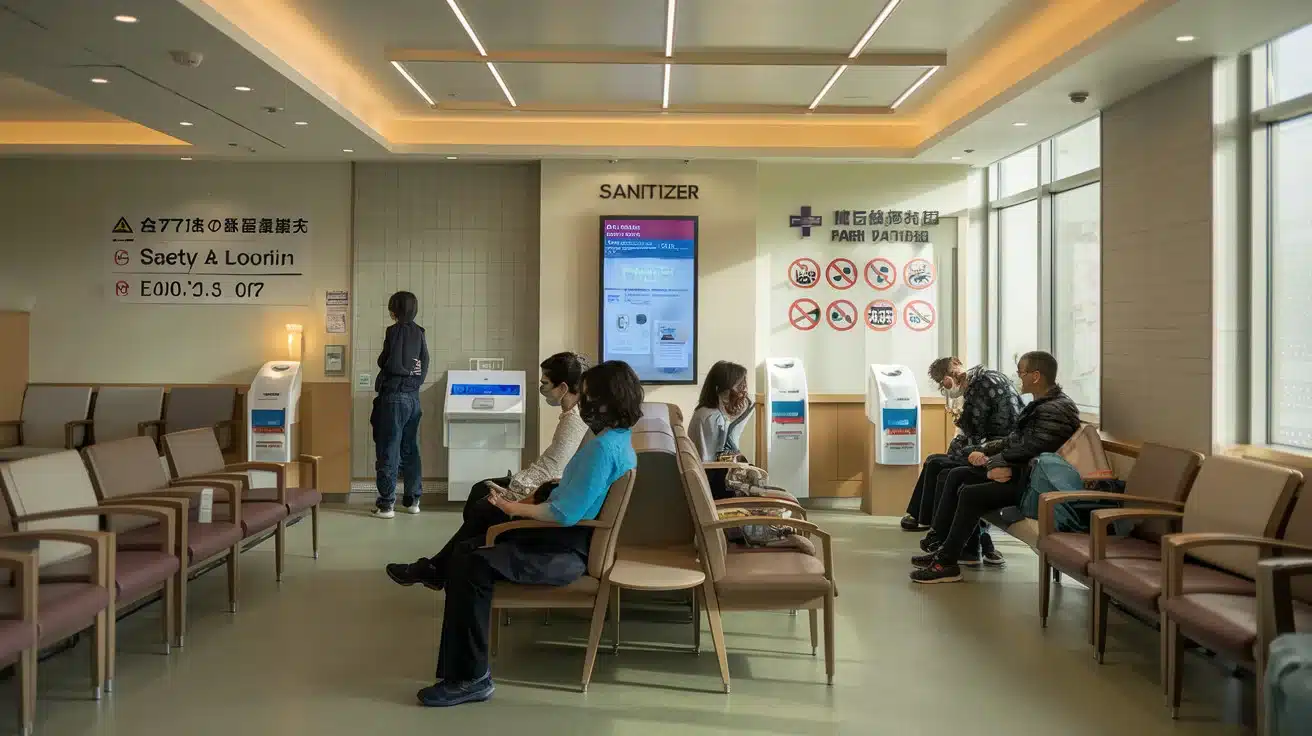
[386,559,444,591]
[900,514,928,532]
[958,552,982,569]
[910,561,964,584]
[982,549,1006,568]
[911,550,938,568]
[919,532,941,553]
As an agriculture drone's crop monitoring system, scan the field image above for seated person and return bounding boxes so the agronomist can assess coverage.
[689,360,754,500]
[910,351,1081,584]
[413,360,641,707]
[902,357,1021,566]
[385,351,591,590]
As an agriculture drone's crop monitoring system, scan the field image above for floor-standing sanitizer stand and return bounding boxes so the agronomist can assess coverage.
[866,364,920,466]
[443,370,525,503]
[248,362,303,487]
[765,357,809,499]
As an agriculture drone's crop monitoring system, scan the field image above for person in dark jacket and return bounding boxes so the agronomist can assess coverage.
[910,350,1082,584]
[901,359,1022,566]
[371,290,429,518]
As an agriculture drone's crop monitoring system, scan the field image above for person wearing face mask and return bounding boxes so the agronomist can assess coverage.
[413,360,640,708]
[901,357,1021,565]
[385,352,591,591]
[910,351,1081,584]
[689,361,754,500]
[371,291,430,519]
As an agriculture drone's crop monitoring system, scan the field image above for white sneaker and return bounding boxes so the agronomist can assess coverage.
[403,502,421,515]
[372,507,395,519]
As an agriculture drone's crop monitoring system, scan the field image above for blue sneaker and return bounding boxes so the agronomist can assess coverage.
[417,674,494,707]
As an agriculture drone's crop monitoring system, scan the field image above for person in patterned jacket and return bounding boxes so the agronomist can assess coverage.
[901,357,1022,567]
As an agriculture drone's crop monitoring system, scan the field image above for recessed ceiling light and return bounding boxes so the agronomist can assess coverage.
[342,148,354,153]
[180,157,193,161]
[179,121,194,126]
[234,85,252,92]
[951,156,962,160]
[90,77,109,84]
[1175,35,1196,43]
[1012,122,1028,127]
[294,121,308,126]
[113,15,138,23]
[446,156,458,160]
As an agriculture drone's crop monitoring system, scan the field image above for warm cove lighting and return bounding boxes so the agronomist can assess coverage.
[810,0,902,109]
[390,61,435,106]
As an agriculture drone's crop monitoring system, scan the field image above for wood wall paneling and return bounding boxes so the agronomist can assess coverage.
[0,311,29,424]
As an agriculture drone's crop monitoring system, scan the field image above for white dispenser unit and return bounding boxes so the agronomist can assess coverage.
[866,364,921,466]
[444,370,526,502]
[764,357,809,499]
[248,361,302,465]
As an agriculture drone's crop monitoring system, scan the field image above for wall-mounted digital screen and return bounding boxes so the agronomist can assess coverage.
[599,216,698,384]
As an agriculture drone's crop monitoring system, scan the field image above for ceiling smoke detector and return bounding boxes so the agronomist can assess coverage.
[168,50,204,68]
[262,106,284,114]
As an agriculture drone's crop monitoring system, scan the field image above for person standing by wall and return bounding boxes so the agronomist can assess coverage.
[371,290,429,518]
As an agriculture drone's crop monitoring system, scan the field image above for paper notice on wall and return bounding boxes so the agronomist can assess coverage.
[325,290,349,333]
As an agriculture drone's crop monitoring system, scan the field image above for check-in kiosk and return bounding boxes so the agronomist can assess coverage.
[444,370,526,503]
[866,363,920,466]
[248,361,302,465]
[764,357,809,499]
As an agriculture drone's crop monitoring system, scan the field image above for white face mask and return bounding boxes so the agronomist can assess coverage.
[942,384,964,399]
[539,383,563,407]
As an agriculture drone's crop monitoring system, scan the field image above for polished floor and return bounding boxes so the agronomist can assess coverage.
[5,506,1249,735]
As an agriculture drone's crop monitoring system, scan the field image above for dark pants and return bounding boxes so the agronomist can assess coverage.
[932,466,1025,561]
[425,478,513,576]
[372,392,422,510]
[706,468,731,500]
[434,538,502,682]
[905,454,964,524]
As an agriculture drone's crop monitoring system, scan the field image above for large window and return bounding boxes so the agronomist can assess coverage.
[986,117,1101,410]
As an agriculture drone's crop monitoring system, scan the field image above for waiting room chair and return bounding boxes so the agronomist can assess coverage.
[0,545,38,735]
[677,449,835,691]
[0,450,186,688]
[162,387,238,452]
[487,469,637,692]
[1260,557,1312,735]
[163,428,323,577]
[0,386,94,461]
[1035,442,1203,629]
[1086,456,1302,682]
[83,435,247,638]
[1159,488,1312,726]
[91,386,165,445]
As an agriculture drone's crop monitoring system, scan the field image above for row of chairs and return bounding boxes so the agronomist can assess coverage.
[1031,443,1311,729]
[485,403,836,693]
[0,428,322,735]
[0,385,240,461]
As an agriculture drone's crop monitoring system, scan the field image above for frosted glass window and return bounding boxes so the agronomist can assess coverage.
[1270,114,1312,449]
[997,200,1040,372]
[1053,183,1101,409]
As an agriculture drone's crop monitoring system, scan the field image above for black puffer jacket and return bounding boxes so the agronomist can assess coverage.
[946,365,1022,458]
[965,386,1081,470]
[375,321,429,394]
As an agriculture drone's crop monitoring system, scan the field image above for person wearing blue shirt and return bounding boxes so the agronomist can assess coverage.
[416,360,642,709]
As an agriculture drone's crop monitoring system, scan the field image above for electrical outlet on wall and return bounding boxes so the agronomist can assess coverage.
[471,358,505,371]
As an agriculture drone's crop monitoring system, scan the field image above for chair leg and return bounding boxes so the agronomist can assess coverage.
[106,598,117,694]
[1038,554,1052,628]
[582,585,612,693]
[823,595,836,686]
[1094,585,1109,664]
[1088,581,1099,647]
[227,544,240,613]
[490,607,501,658]
[808,609,818,656]
[176,567,189,648]
[702,581,730,693]
[275,520,286,583]
[18,646,35,736]
[692,589,702,655]
[162,577,175,655]
[610,586,621,655]
[1167,619,1184,718]
[91,610,107,699]
[310,505,320,559]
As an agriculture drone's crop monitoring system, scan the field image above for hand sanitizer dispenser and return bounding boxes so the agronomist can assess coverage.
[248,361,302,464]
[444,370,526,502]
[866,364,920,466]
[764,357,809,499]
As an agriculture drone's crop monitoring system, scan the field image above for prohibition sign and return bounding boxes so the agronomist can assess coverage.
[114,280,130,297]
[114,249,130,266]
[865,299,896,331]
[865,257,896,290]
[788,257,820,289]
[904,300,936,332]
[826,299,857,331]
[904,258,936,290]
[789,298,821,331]
[825,258,858,290]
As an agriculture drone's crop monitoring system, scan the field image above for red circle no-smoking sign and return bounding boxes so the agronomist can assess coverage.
[113,249,130,266]
[789,298,821,331]
[114,280,130,297]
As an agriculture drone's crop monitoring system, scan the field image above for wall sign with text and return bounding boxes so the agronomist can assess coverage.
[107,214,311,305]
[598,184,700,200]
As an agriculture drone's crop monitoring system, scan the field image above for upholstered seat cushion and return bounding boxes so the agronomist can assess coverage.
[245,486,322,514]
[214,501,288,535]
[729,534,817,557]
[0,617,36,660]
[1040,533,1161,576]
[1162,593,1312,663]
[117,520,242,563]
[494,576,600,607]
[1088,558,1256,610]
[0,582,110,643]
[717,551,830,598]
[40,550,178,600]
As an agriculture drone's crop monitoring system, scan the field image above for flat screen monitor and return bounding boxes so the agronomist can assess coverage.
[599,215,698,384]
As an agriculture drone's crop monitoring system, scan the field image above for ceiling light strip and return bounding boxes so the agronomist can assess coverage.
[809,65,849,110]
[890,66,940,109]
[848,0,902,58]
[487,62,517,107]
[662,64,672,109]
[391,60,436,106]
[445,0,488,56]
[665,0,677,57]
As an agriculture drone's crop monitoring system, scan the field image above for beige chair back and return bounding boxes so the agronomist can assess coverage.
[164,387,236,434]
[619,428,695,548]
[1180,456,1302,578]
[585,470,638,579]
[0,451,101,566]
[91,387,164,444]
[1125,443,1204,542]
[19,386,92,448]
[677,446,729,582]
[83,436,173,533]
[162,428,227,478]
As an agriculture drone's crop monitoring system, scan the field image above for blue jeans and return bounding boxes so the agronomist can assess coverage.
[371,392,422,510]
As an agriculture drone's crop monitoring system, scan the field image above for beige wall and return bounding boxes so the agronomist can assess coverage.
[1100,61,1216,453]
[0,160,352,384]
[538,159,758,449]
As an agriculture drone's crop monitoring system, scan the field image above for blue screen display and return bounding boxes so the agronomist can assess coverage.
[600,217,698,384]
[451,384,521,396]
[251,409,286,428]
[882,408,918,430]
